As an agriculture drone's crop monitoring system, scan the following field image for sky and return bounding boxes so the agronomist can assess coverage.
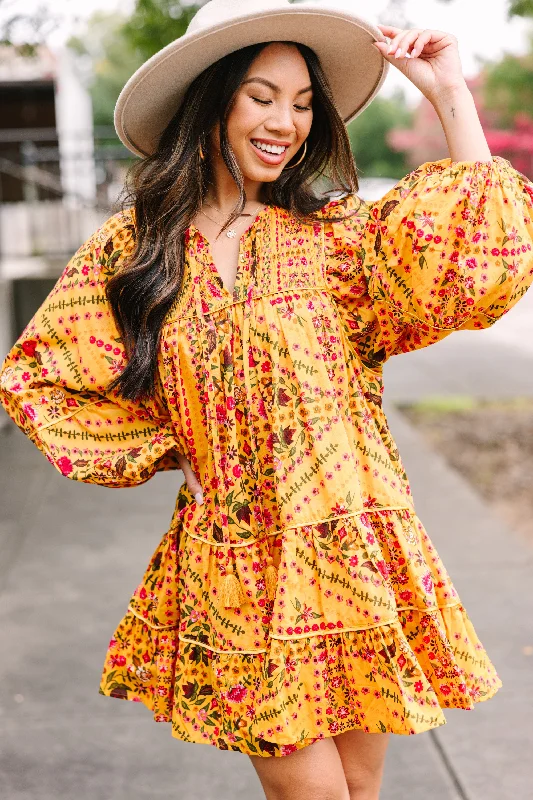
[2,0,532,107]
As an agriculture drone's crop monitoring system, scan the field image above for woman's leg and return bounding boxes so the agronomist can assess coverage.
[332,729,390,800]
[248,737,351,800]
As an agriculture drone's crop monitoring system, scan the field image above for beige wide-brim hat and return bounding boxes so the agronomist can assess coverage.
[115,0,390,158]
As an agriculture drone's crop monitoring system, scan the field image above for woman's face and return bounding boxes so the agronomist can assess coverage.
[211,42,314,184]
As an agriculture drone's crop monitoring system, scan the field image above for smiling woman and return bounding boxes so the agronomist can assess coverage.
[243,73,313,164]
[1,0,533,798]
[101,35,357,401]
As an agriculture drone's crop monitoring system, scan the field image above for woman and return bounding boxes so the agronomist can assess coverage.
[1,1,532,797]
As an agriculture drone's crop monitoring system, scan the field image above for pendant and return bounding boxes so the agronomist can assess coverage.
[226,229,237,239]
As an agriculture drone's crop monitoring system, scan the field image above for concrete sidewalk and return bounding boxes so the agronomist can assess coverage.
[1,300,532,799]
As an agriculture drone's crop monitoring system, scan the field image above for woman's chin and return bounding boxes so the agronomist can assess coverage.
[241,162,284,183]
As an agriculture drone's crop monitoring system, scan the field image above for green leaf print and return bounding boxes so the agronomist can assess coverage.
[498,265,510,284]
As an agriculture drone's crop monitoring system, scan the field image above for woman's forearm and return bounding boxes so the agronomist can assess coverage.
[430,82,492,163]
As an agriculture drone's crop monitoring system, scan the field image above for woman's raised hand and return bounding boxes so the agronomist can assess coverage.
[372,24,466,103]
[176,452,204,505]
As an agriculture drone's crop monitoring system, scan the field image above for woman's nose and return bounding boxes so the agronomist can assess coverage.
[265,104,295,136]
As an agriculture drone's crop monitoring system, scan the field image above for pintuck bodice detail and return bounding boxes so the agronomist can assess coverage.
[2,155,533,756]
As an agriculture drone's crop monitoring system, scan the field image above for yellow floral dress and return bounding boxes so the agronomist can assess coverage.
[2,156,533,758]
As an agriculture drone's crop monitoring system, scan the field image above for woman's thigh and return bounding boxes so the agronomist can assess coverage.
[333,729,390,800]
[248,736,350,800]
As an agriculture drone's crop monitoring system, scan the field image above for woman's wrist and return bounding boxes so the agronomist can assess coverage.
[428,82,493,163]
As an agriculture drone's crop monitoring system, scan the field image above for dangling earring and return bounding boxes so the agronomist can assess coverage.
[283,140,307,170]
[198,140,206,161]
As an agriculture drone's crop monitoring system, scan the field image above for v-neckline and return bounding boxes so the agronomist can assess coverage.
[188,204,270,297]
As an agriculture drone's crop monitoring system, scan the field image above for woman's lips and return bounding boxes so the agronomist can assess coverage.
[250,140,288,166]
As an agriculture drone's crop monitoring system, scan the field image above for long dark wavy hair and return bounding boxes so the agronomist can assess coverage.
[106,40,360,402]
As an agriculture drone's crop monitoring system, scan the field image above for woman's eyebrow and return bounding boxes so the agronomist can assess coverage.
[242,77,313,95]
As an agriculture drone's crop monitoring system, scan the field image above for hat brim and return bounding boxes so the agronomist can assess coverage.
[115,6,390,157]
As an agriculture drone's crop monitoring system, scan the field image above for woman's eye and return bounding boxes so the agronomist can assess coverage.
[251,97,311,112]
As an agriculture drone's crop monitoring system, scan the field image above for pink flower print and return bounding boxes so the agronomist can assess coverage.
[421,573,434,593]
[285,657,297,673]
[22,403,37,421]
[418,211,435,228]
[21,340,37,358]
[206,279,223,298]
[227,683,247,703]
[376,560,389,579]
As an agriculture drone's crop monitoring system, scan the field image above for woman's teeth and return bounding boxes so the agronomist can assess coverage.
[251,140,288,155]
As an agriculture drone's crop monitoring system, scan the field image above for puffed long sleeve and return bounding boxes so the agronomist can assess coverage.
[324,156,533,365]
[0,210,185,487]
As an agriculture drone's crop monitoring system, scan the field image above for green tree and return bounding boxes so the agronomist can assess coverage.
[69,2,205,127]
[508,0,533,17]
[482,30,533,126]
[347,89,413,179]
[121,0,202,61]
[68,13,140,127]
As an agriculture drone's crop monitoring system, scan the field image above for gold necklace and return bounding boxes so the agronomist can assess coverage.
[200,201,264,239]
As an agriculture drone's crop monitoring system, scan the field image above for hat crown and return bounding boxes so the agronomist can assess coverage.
[187,0,292,35]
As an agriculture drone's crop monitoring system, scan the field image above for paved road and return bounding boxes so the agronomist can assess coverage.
[1,290,532,799]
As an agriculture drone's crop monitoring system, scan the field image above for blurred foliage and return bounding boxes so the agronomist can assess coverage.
[120,0,202,61]
[68,13,139,127]
[68,2,204,127]
[508,0,533,16]
[0,0,59,55]
[482,29,533,125]
[348,89,413,178]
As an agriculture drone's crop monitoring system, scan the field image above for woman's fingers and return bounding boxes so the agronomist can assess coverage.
[176,452,204,504]
[410,29,433,58]
[383,28,424,59]
[373,26,435,61]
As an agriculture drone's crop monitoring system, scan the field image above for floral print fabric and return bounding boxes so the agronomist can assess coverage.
[1,156,532,757]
